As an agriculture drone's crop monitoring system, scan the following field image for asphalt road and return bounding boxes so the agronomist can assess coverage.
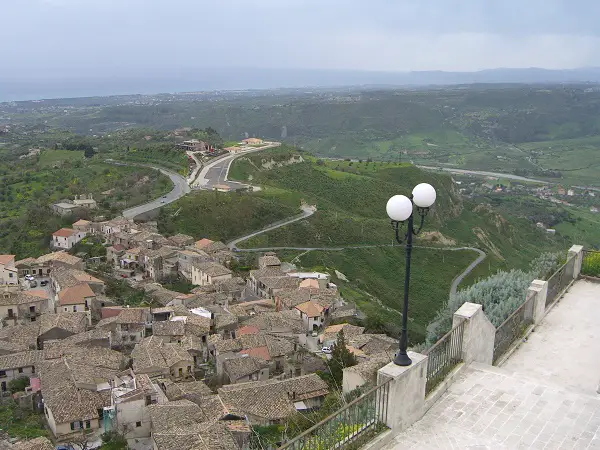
[192,142,281,189]
[104,161,190,219]
[417,165,551,184]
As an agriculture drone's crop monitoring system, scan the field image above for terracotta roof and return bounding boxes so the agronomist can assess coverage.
[299,278,320,289]
[13,437,54,450]
[58,283,95,305]
[295,300,324,317]
[194,238,213,249]
[72,219,91,226]
[218,374,329,421]
[239,346,271,361]
[15,257,37,267]
[52,228,77,237]
[223,355,268,381]
[0,254,15,265]
[236,325,260,336]
[27,290,49,299]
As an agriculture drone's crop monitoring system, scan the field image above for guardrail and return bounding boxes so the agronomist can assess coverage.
[424,320,466,395]
[493,291,536,364]
[545,255,576,307]
[277,378,391,450]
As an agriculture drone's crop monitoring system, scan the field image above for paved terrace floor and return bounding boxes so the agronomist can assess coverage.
[383,280,600,450]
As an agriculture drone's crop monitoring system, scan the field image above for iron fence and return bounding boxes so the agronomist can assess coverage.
[493,291,536,364]
[424,320,466,395]
[546,255,576,307]
[277,378,391,450]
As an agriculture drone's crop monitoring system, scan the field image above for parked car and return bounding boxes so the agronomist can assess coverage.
[40,280,48,286]
[29,280,37,288]
[321,346,332,354]
[311,330,318,338]
[24,274,35,281]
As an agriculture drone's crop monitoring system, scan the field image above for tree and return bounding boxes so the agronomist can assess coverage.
[328,330,357,386]
[99,431,127,450]
[8,376,29,393]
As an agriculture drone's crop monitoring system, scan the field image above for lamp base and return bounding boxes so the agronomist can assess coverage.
[393,351,412,366]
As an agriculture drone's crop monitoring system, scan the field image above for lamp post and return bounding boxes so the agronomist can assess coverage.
[386,183,437,366]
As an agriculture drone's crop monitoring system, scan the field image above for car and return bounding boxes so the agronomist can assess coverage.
[40,280,48,286]
[29,280,37,287]
[162,195,167,199]
[24,274,35,281]
[160,199,166,203]
[311,330,318,338]
[321,346,332,354]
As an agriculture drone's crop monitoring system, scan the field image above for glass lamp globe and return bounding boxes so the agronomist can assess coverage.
[386,195,413,222]
[412,183,436,208]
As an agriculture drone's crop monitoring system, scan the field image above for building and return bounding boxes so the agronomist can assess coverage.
[241,138,263,145]
[131,336,194,380]
[218,374,329,425]
[58,283,95,314]
[191,262,232,286]
[0,350,42,392]
[0,291,49,326]
[72,194,97,209]
[294,301,327,333]
[37,312,88,349]
[52,228,86,250]
[0,255,17,284]
[51,202,80,216]
[222,355,269,384]
[176,139,210,152]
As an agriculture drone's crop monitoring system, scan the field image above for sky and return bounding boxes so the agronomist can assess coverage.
[3,0,600,81]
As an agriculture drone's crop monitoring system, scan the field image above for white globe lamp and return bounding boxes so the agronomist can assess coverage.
[386,195,413,222]
[412,183,436,208]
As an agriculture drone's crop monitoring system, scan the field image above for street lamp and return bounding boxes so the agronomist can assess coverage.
[386,183,437,366]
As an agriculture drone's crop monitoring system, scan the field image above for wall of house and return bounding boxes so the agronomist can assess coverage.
[342,369,367,394]
[208,273,232,285]
[231,367,269,384]
[169,361,193,380]
[0,365,35,391]
[116,398,151,439]
[0,262,17,285]
[61,303,86,313]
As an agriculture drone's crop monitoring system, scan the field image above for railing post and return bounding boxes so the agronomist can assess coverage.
[568,245,584,279]
[376,352,428,432]
[452,302,495,365]
[529,279,548,324]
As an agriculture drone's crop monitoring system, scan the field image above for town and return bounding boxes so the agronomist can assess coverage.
[0,208,397,449]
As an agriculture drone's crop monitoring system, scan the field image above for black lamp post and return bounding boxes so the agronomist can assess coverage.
[386,183,437,366]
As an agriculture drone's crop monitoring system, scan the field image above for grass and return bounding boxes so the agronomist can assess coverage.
[0,401,49,439]
[39,149,84,167]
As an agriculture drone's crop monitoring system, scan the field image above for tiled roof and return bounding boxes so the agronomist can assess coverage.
[163,380,213,402]
[193,262,232,277]
[0,291,46,307]
[72,219,91,226]
[167,234,195,247]
[260,276,300,290]
[152,321,185,336]
[0,323,40,349]
[321,323,365,343]
[295,300,324,317]
[151,417,238,450]
[13,437,54,450]
[218,374,329,421]
[223,355,268,381]
[58,283,95,305]
[239,346,271,361]
[249,267,287,279]
[148,399,207,432]
[115,307,148,324]
[243,310,304,334]
[0,351,43,371]
[61,328,111,346]
[39,360,110,424]
[0,254,15,265]
[39,312,87,336]
[344,352,393,381]
[52,228,76,237]
[36,251,82,266]
[236,325,260,336]
[265,334,295,358]
[14,257,37,267]
[131,336,192,373]
[258,255,281,267]
[51,266,103,290]
[0,340,28,354]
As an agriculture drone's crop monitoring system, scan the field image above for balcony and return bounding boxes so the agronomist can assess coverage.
[278,245,600,450]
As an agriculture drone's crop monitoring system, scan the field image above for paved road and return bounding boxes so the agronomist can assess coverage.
[449,247,486,296]
[227,205,317,249]
[103,160,190,219]
[192,142,281,189]
[186,151,203,184]
[417,165,552,184]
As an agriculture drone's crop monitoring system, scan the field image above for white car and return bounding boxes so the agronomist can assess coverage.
[24,275,35,281]
[321,346,333,354]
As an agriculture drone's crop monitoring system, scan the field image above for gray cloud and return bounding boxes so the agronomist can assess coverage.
[2,0,600,79]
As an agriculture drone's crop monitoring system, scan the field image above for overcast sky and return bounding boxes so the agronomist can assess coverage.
[3,0,600,79]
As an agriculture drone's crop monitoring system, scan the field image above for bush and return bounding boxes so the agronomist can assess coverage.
[582,251,600,277]
[8,376,29,394]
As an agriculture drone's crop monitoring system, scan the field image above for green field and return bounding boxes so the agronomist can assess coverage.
[39,149,84,166]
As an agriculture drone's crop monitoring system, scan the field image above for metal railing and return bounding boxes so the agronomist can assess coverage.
[277,378,392,450]
[492,291,536,364]
[546,255,576,307]
[423,320,466,395]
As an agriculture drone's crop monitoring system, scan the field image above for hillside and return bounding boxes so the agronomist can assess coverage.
[219,146,562,343]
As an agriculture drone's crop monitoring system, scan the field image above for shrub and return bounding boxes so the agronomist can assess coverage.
[582,251,600,277]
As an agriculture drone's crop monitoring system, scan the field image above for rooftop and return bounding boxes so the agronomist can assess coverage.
[52,228,77,237]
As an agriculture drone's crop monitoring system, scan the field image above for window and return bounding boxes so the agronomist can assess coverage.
[24,270,29,275]
[145,395,152,406]
[29,306,35,313]
[73,306,77,312]
[0,371,6,378]
[9,273,13,278]
[18,368,23,374]
[178,368,183,377]
[70,421,81,431]
[136,421,142,428]
[7,309,13,318]
[85,420,91,429]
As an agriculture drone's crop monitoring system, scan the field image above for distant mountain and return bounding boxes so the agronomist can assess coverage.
[2,67,600,102]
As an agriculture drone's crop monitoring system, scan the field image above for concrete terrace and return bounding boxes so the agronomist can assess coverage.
[382,278,600,450]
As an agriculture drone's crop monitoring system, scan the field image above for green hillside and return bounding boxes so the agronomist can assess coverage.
[223,146,562,343]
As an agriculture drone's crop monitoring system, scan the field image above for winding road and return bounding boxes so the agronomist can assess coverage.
[105,160,191,220]
[417,165,552,185]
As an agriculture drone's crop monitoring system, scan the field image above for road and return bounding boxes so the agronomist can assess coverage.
[417,165,552,185]
[186,151,203,184]
[227,205,317,249]
[103,161,190,219]
[449,248,486,296]
[192,142,281,189]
